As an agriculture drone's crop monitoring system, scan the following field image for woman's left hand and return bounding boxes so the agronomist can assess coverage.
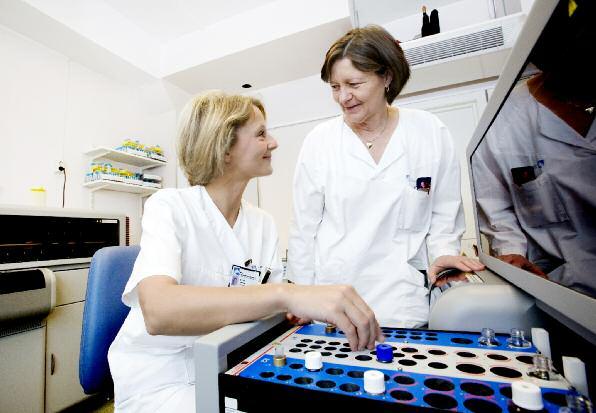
[428,255,485,284]
[286,312,312,325]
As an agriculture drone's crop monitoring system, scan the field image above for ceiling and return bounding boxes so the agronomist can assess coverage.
[102,0,278,43]
[0,0,352,93]
[1,0,483,95]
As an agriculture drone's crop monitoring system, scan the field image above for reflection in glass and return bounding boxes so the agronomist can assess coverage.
[471,0,596,298]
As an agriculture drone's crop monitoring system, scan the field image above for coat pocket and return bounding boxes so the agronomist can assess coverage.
[513,174,569,227]
[399,185,432,232]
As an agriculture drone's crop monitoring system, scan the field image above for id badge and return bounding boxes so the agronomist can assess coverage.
[229,264,262,287]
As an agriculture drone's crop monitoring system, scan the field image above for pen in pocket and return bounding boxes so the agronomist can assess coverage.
[261,268,271,284]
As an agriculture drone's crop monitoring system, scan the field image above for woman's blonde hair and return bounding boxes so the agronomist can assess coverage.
[177,90,265,186]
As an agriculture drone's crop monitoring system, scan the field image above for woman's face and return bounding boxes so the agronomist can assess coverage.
[226,105,278,180]
[330,57,389,124]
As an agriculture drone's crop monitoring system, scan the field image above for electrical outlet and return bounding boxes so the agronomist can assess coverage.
[57,161,66,173]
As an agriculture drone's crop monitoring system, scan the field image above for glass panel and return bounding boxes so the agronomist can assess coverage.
[471,0,596,298]
[0,216,119,264]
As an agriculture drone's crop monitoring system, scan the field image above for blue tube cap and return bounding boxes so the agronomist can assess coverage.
[376,343,394,363]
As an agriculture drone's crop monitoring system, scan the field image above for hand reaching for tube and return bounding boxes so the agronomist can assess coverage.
[282,284,384,351]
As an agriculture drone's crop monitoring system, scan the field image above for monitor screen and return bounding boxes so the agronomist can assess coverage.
[468,0,596,338]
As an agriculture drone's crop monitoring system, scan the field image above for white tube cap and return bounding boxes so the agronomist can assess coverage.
[305,351,323,371]
[512,381,544,411]
[364,370,385,394]
[563,356,588,396]
[531,328,551,358]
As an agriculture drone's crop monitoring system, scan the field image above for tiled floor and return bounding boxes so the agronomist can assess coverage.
[91,400,114,413]
[62,394,114,413]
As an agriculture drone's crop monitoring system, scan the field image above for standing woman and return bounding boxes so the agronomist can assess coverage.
[108,91,382,412]
[288,26,483,328]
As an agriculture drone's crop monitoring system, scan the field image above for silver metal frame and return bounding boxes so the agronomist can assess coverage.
[465,0,596,344]
[194,313,286,413]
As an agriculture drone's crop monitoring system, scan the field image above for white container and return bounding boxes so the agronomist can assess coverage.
[512,381,543,411]
[305,351,323,371]
[364,370,385,394]
[30,187,47,207]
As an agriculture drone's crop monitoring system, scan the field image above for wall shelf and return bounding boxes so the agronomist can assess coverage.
[84,147,166,170]
[83,146,165,198]
[83,180,159,196]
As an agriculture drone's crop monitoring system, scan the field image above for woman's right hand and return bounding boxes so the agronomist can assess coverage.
[498,254,548,278]
[281,284,384,351]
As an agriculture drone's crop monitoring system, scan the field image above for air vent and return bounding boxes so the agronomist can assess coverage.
[0,318,44,338]
[404,26,505,67]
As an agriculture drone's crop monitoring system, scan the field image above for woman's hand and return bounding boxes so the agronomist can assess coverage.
[428,255,485,284]
[497,254,548,278]
[286,312,312,325]
[282,284,384,351]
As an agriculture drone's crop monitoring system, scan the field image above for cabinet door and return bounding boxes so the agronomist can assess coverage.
[53,268,88,306]
[45,302,89,412]
[0,326,45,413]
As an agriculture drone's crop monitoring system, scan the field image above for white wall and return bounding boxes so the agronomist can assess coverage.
[248,75,339,254]
[0,24,186,244]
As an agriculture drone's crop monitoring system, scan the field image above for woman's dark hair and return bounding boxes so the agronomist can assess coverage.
[320,25,410,104]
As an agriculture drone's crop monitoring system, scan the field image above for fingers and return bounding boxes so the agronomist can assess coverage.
[521,261,547,278]
[374,323,385,343]
[498,254,547,278]
[286,313,309,325]
[287,284,380,351]
[427,269,438,284]
[450,258,478,272]
[431,256,485,275]
[341,286,383,349]
[462,257,485,271]
[331,312,360,351]
[343,295,383,351]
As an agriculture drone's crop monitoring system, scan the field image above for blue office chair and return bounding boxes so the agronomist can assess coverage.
[79,245,140,394]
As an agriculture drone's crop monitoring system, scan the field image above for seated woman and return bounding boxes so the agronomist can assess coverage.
[108,91,382,412]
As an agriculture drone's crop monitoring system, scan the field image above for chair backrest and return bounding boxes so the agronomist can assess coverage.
[79,245,140,394]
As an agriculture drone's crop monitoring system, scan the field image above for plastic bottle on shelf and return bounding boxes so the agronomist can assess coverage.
[30,187,47,207]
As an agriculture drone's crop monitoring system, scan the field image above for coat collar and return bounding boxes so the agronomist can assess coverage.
[537,101,596,151]
[197,186,247,268]
[341,114,405,173]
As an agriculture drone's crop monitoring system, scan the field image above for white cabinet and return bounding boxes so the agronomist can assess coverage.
[44,268,90,412]
[45,302,88,412]
[0,326,46,413]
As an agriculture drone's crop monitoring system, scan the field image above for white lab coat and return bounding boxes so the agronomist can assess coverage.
[288,108,464,327]
[108,186,282,412]
[473,82,596,297]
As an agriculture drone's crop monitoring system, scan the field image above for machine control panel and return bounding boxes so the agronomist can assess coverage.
[220,324,575,412]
